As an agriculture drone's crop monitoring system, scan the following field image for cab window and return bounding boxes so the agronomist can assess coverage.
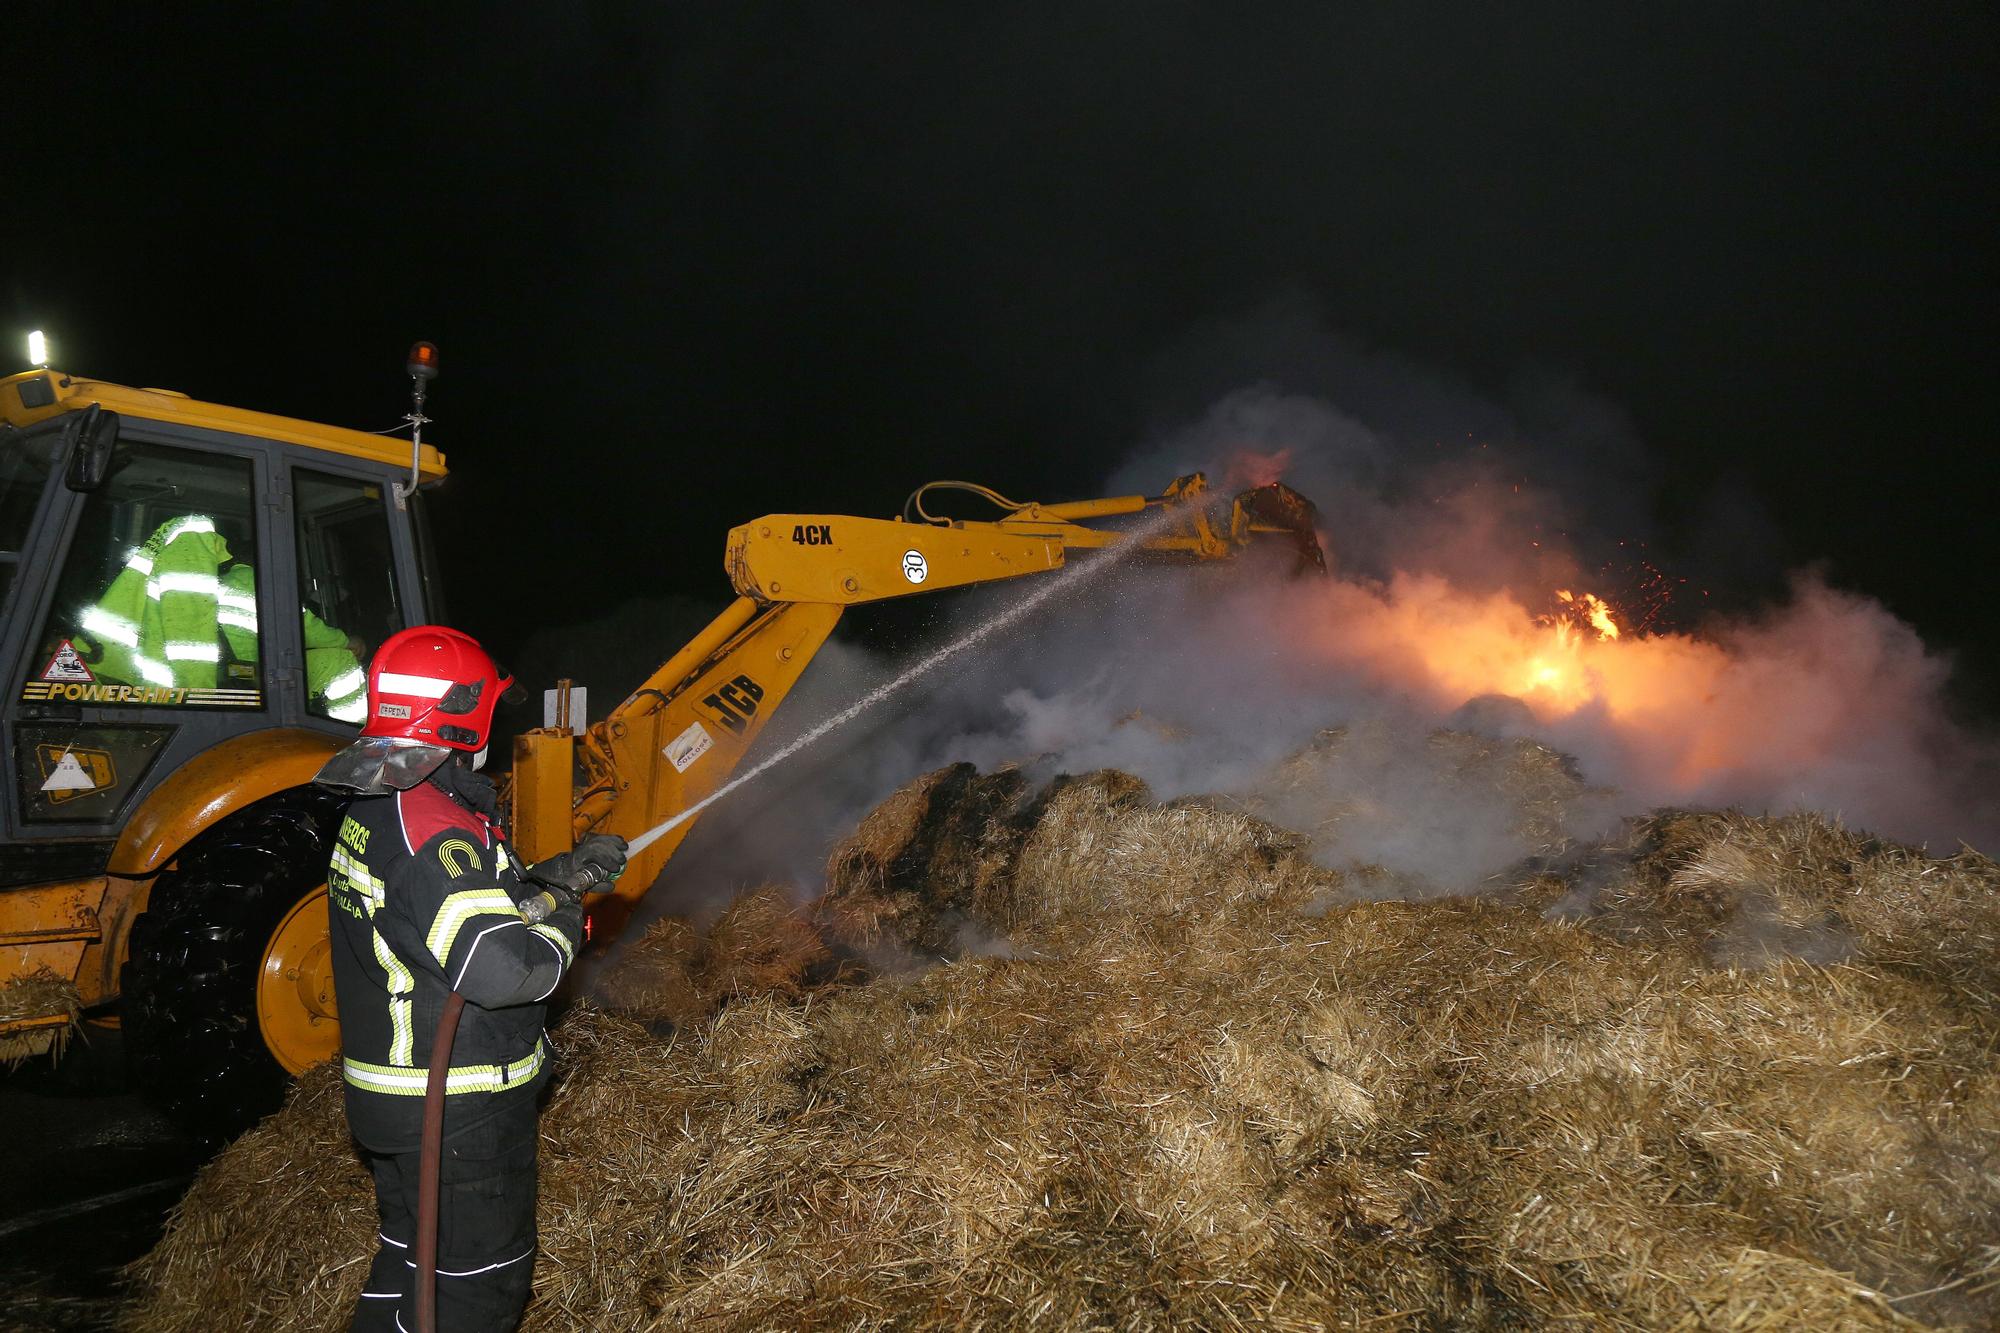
[32,442,262,706]
[295,469,401,724]
[0,426,60,617]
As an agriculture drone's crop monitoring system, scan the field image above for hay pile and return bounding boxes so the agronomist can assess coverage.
[127,752,2000,1330]
[594,885,835,1029]
[0,966,82,1065]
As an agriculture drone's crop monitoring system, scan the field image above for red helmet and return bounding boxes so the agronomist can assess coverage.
[316,626,519,794]
[362,625,514,751]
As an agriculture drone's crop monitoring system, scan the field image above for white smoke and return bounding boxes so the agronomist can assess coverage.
[584,323,1998,920]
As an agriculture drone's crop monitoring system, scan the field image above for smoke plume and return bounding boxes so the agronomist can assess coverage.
[576,323,1997,919]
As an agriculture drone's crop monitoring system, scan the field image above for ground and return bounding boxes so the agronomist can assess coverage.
[0,1026,203,1332]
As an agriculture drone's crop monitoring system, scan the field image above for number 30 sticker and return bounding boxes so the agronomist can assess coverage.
[901,549,929,584]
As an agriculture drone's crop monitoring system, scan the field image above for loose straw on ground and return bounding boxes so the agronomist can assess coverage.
[127,740,2000,1332]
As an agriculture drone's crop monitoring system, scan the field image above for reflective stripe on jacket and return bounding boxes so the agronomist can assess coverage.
[78,515,230,689]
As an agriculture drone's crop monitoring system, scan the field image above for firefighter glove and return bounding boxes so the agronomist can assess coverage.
[528,833,629,896]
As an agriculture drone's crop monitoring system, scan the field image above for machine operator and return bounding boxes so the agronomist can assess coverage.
[74,511,369,719]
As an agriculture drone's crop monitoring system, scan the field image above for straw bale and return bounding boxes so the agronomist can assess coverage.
[819,762,1032,955]
[126,762,2000,1331]
[1566,808,2000,994]
[820,763,1156,957]
[1429,728,1596,854]
[1247,723,1603,871]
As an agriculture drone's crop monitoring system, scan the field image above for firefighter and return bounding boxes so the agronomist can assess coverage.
[315,625,627,1332]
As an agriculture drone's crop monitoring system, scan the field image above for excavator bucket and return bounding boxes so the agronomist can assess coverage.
[1230,481,1328,574]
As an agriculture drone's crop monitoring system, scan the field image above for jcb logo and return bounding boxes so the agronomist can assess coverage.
[791,523,833,546]
[701,673,766,735]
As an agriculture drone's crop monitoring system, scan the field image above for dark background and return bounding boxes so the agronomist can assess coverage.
[7,3,1996,706]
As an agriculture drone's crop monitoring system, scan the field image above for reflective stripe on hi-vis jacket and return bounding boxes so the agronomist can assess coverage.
[78,515,232,690]
[342,1038,548,1097]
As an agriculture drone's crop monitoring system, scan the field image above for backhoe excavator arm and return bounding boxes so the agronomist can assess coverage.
[507,473,1322,935]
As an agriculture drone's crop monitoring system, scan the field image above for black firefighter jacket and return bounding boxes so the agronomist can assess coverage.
[326,762,583,1153]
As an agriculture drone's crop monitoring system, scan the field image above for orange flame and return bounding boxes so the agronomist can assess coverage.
[1298,573,1744,788]
[1291,563,1963,811]
[1230,556,1977,846]
[1551,589,1622,640]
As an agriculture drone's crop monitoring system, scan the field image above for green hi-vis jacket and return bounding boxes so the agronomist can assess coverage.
[218,565,369,720]
[75,515,366,718]
[327,763,584,1153]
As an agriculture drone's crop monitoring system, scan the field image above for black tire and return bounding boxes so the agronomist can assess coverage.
[121,786,347,1143]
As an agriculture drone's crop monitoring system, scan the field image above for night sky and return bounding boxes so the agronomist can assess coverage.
[8,5,1997,707]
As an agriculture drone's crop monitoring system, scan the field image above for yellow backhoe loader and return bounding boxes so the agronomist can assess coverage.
[0,357,1322,1135]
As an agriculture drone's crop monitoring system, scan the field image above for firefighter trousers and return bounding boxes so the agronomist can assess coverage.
[350,1095,539,1333]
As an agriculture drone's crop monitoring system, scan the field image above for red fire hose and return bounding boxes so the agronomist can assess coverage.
[411,867,606,1332]
[415,989,467,1333]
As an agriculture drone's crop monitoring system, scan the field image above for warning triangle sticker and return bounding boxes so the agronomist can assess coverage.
[41,751,96,792]
[40,640,95,683]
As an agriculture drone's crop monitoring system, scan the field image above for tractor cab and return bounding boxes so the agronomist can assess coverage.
[0,362,448,1126]
[0,369,445,869]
